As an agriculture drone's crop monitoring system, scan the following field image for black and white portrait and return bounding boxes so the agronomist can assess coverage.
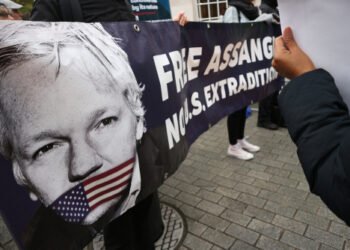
[0,22,145,226]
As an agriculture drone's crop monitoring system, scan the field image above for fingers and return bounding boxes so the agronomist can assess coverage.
[272,36,288,66]
[272,36,287,75]
[174,11,188,26]
[173,11,183,21]
[274,36,288,54]
[178,15,185,26]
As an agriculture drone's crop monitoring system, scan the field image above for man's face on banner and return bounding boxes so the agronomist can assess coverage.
[3,48,139,225]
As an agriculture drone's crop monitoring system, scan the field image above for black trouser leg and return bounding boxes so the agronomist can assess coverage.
[227,107,247,145]
[258,95,274,124]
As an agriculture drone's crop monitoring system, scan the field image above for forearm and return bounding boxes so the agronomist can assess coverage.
[279,69,350,224]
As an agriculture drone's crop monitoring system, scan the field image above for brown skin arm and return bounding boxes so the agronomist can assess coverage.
[272,27,316,79]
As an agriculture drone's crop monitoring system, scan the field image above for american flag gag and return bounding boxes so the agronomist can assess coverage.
[49,157,135,224]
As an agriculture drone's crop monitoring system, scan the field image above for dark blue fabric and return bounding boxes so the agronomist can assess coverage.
[279,69,350,225]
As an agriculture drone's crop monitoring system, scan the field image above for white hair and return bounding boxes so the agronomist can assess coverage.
[0,21,145,159]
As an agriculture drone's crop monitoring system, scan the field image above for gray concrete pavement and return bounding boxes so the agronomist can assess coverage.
[1,112,350,249]
[159,112,350,250]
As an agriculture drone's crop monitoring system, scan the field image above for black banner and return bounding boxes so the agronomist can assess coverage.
[0,21,282,249]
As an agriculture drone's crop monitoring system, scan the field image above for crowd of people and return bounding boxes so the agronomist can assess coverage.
[1,0,350,249]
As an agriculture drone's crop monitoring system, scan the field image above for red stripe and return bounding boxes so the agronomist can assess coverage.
[133,11,157,16]
[85,168,133,195]
[83,158,134,186]
[90,189,128,210]
[87,179,130,203]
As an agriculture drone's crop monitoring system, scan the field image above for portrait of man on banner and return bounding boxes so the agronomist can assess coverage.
[0,22,145,226]
[0,18,282,249]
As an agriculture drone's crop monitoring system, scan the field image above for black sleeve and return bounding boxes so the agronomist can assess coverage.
[279,69,350,225]
[30,0,62,21]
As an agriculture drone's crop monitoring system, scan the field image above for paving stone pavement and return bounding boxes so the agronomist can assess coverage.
[1,112,350,250]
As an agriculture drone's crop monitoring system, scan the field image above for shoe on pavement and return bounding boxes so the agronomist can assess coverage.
[238,138,260,153]
[257,122,279,130]
[227,144,254,160]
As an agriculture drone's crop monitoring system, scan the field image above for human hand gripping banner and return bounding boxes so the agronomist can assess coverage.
[0,21,282,249]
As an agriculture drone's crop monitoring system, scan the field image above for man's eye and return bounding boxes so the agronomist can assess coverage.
[97,117,118,129]
[33,143,59,160]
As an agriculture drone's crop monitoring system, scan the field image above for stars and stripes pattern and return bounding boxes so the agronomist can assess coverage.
[49,157,135,223]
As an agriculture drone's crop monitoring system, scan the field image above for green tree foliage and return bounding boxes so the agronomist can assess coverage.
[15,0,33,16]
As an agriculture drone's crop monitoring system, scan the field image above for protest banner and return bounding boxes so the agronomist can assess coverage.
[0,20,282,249]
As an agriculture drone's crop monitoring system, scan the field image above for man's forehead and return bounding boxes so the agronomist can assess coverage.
[1,59,55,102]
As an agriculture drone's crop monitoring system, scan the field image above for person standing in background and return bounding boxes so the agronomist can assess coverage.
[31,0,134,22]
[259,0,279,21]
[257,0,281,130]
[223,0,261,161]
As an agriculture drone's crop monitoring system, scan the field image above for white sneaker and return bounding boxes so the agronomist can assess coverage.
[238,138,260,153]
[227,144,254,160]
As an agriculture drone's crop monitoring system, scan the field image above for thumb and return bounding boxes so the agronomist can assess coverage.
[282,27,298,50]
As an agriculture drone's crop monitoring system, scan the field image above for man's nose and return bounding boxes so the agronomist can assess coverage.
[69,139,103,182]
